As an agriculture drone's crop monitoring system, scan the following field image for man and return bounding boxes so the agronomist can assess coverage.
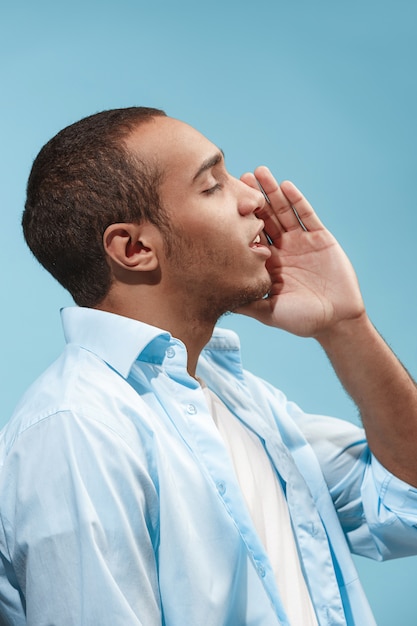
[0,106,416,625]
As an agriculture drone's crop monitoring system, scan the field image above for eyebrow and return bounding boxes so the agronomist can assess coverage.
[192,149,225,183]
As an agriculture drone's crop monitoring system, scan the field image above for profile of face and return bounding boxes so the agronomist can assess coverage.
[126,117,272,320]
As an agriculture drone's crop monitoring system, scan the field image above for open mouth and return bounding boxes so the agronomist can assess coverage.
[249,229,272,258]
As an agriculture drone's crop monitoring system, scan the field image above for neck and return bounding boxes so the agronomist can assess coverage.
[97,284,219,378]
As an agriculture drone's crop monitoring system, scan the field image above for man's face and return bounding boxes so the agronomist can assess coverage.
[127,117,272,320]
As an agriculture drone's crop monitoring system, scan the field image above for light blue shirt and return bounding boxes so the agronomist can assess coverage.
[1,307,416,626]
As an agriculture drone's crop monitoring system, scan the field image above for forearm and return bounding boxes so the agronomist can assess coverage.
[317,313,417,487]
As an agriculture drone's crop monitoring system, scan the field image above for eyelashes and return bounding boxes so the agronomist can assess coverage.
[203,183,223,195]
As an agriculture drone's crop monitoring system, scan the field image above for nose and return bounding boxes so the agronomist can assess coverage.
[236,177,265,216]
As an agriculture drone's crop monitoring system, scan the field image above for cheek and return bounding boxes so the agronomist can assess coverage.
[175,218,231,251]
[165,210,245,268]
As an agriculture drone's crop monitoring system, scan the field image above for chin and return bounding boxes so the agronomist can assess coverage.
[227,278,272,312]
[198,276,272,323]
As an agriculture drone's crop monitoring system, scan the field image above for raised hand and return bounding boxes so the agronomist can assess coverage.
[237,166,365,338]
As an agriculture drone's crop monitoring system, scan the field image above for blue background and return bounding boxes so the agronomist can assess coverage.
[1,0,416,623]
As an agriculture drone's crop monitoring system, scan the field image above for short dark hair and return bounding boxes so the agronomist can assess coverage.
[22,106,167,307]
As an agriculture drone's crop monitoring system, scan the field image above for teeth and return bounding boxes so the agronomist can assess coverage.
[253,234,261,244]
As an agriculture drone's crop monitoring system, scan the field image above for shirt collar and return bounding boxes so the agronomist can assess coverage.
[61,306,243,380]
[61,307,171,378]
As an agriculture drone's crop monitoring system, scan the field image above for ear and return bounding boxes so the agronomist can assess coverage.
[103,222,161,272]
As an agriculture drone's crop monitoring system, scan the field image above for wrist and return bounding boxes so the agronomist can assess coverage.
[315,311,372,353]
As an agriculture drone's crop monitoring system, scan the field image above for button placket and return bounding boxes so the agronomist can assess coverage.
[216,481,226,496]
[255,561,266,578]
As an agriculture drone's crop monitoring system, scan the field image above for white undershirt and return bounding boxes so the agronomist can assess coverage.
[202,385,318,626]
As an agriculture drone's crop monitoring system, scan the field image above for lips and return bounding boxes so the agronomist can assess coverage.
[249,222,272,258]
[250,222,265,247]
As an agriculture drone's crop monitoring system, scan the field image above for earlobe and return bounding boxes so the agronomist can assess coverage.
[103,222,160,272]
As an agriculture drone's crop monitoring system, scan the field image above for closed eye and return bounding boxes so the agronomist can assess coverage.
[203,183,222,195]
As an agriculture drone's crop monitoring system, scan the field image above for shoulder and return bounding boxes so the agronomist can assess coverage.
[0,343,149,464]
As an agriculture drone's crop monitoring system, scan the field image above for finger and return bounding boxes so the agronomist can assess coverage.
[280,180,325,232]
[254,166,307,234]
[240,171,285,239]
[240,171,261,191]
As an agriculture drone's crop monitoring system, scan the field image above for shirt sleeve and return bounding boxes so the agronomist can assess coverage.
[0,410,162,626]
[243,371,417,561]
[288,398,417,560]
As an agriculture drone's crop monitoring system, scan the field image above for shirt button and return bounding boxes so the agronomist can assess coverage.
[166,347,175,358]
[216,481,226,495]
[255,562,266,577]
[186,403,197,415]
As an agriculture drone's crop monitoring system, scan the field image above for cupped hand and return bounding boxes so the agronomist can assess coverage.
[237,166,365,338]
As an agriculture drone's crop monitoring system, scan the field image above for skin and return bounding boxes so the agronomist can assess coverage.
[99,116,417,487]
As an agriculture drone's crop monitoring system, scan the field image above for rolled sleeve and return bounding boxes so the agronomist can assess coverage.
[255,378,417,562]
